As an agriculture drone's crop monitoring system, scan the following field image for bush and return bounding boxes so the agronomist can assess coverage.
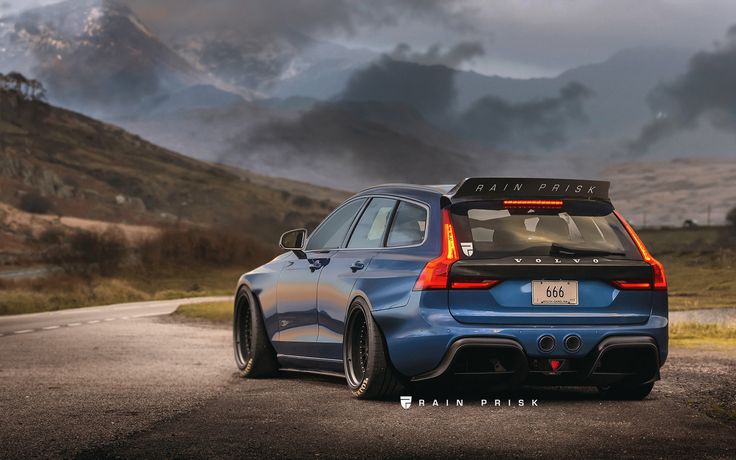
[46,226,127,276]
[19,191,53,214]
[727,207,736,227]
[138,227,274,270]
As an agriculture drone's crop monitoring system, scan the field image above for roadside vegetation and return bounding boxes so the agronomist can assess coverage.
[0,226,273,315]
[669,322,736,347]
[174,300,232,323]
[639,225,736,310]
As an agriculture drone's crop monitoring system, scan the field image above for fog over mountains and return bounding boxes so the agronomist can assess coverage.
[1,0,735,193]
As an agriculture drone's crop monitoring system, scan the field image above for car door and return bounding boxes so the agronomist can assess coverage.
[316,197,397,361]
[275,198,365,359]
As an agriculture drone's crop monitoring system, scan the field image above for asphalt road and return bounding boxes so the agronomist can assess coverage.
[0,301,734,459]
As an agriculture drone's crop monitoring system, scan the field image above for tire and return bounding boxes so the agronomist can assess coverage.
[598,382,654,400]
[233,287,278,378]
[343,298,405,399]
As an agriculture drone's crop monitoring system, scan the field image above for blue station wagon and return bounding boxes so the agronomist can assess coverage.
[233,178,668,400]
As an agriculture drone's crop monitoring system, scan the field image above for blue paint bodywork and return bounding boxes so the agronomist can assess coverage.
[237,184,668,381]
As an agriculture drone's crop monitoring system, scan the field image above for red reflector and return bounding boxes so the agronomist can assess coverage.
[450,280,501,289]
[504,199,563,208]
[611,280,652,290]
[614,211,667,291]
[550,359,562,372]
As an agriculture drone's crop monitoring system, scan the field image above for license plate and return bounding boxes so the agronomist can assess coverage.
[532,281,578,305]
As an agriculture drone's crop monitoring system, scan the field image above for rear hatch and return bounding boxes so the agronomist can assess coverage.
[447,199,653,326]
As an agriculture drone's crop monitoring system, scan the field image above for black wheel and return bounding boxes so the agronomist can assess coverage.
[598,382,654,400]
[343,298,404,399]
[233,288,278,377]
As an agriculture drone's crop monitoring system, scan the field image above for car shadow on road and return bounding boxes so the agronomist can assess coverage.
[262,370,608,403]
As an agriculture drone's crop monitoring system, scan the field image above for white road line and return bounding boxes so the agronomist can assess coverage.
[67,322,81,327]
[42,325,60,330]
[87,320,100,324]
[14,329,33,334]
[121,316,130,320]
[103,318,115,322]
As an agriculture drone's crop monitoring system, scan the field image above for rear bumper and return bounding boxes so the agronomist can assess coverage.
[371,291,668,385]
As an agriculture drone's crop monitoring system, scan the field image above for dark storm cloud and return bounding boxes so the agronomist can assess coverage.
[122,0,472,39]
[389,42,485,68]
[457,82,593,150]
[340,42,484,117]
[628,26,736,153]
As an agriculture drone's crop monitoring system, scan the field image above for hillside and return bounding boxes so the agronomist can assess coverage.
[0,89,343,257]
[607,158,736,227]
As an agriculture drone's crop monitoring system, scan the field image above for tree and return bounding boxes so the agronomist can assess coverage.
[6,71,28,96]
[727,206,736,227]
[28,79,47,101]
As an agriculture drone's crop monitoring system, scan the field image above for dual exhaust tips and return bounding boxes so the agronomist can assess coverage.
[538,334,582,353]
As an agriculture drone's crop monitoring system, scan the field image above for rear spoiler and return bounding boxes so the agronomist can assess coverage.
[443,177,611,205]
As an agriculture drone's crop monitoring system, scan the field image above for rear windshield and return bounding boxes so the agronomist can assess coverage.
[449,201,640,259]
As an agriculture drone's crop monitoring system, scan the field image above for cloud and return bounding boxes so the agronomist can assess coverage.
[628,26,736,153]
[339,43,485,117]
[389,42,485,68]
[122,0,473,40]
[456,82,593,150]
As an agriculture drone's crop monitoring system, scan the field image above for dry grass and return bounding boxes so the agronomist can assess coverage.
[0,267,243,315]
[173,300,232,323]
[639,226,736,310]
[670,322,736,347]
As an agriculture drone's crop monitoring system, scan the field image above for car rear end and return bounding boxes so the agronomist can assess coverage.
[373,178,667,393]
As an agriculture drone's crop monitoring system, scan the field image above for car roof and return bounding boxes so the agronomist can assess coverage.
[353,183,450,203]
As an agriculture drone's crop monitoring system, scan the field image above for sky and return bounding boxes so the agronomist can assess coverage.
[2,0,736,78]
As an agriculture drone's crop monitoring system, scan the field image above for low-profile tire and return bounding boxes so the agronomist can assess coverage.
[598,382,654,400]
[343,298,405,399]
[233,287,278,378]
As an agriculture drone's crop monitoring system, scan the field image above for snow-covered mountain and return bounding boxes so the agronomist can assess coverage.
[0,0,207,115]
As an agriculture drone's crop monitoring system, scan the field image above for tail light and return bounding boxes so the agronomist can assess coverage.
[504,199,563,209]
[613,211,667,291]
[414,209,499,290]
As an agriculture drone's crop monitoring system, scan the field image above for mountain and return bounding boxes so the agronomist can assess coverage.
[0,88,343,241]
[171,31,377,96]
[268,46,693,143]
[0,0,207,115]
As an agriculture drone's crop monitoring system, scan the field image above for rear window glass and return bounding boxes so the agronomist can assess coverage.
[450,201,640,259]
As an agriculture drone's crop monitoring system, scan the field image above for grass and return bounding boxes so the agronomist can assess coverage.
[174,300,232,323]
[0,266,242,315]
[639,226,736,310]
[669,322,736,347]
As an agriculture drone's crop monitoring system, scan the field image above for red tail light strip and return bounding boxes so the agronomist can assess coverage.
[450,280,501,289]
[504,199,563,209]
[413,210,458,290]
[614,211,667,291]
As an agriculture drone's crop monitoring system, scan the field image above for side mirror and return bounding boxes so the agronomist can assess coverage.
[279,228,307,256]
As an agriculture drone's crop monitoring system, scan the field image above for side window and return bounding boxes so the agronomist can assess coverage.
[305,199,365,251]
[347,198,397,248]
[387,201,427,247]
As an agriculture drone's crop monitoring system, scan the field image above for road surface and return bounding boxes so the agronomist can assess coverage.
[0,301,734,459]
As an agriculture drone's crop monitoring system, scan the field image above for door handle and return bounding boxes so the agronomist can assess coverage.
[350,261,366,272]
[309,260,322,272]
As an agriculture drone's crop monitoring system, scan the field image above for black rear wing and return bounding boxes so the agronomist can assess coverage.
[444,177,611,204]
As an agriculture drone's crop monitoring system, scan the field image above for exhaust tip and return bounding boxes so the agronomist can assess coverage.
[538,335,556,353]
[563,334,582,353]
